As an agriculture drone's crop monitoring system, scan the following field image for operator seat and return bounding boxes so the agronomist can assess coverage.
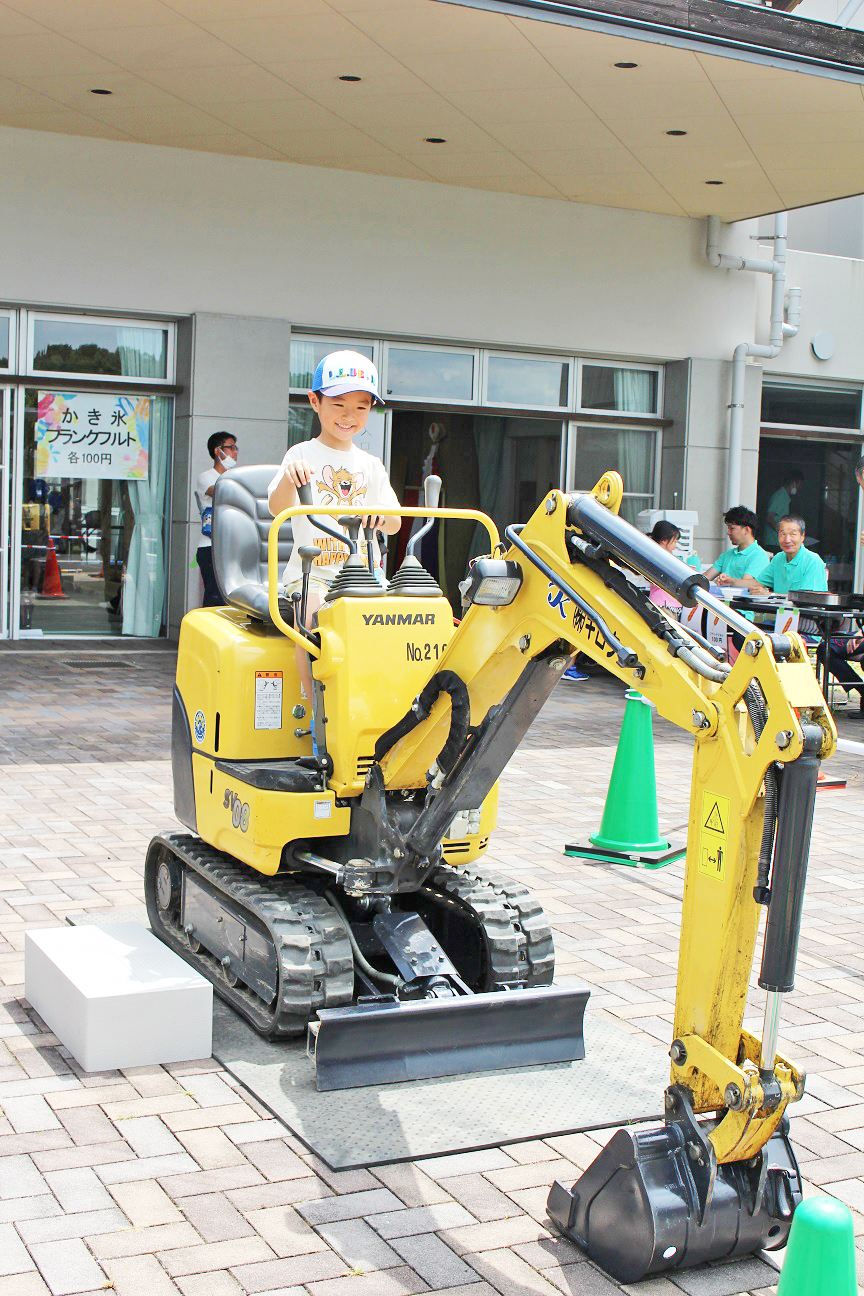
[211,465,294,625]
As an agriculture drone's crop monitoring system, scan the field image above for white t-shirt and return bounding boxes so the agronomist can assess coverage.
[268,438,399,585]
[194,467,219,549]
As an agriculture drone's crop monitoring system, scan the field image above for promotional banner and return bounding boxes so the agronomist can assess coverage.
[35,392,150,480]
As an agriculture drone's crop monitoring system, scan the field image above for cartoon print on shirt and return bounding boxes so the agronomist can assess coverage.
[319,466,367,507]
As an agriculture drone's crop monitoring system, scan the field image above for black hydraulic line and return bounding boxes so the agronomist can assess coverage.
[742,682,779,905]
[758,723,822,993]
[374,670,471,776]
[505,525,638,669]
[566,493,708,607]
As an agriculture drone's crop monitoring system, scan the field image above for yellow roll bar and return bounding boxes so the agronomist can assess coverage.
[267,505,500,655]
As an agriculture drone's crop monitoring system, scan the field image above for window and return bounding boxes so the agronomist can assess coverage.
[385,345,475,402]
[0,314,10,368]
[572,424,657,524]
[485,354,569,408]
[29,316,171,381]
[580,364,659,415]
[290,338,374,391]
[762,383,862,430]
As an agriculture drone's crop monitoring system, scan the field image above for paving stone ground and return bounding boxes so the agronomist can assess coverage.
[2,644,864,1296]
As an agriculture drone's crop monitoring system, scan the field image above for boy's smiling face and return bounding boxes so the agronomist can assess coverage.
[310,390,374,450]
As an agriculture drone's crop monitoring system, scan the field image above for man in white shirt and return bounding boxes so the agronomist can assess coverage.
[195,431,238,606]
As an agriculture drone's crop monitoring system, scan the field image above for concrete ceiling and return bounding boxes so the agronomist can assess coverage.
[1,0,863,219]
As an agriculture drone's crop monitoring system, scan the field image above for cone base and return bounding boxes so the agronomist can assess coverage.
[816,770,846,790]
[564,840,686,870]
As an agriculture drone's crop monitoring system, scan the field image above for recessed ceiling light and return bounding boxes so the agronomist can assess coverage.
[614,61,638,68]
[90,88,112,95]
[338,75,361,82]
[705,179,724,185]
[425,137,447,144]
[666,129,687,136]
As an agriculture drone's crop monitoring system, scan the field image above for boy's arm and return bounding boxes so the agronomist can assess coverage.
[268,456,314,517]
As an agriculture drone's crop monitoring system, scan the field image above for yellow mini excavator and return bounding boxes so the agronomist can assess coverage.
[146,465,834,1282]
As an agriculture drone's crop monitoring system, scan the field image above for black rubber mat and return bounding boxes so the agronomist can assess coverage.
[211,998,668,1170]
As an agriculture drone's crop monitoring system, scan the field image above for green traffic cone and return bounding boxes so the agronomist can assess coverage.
[777,1197,858,1296]
[564,689,685,869]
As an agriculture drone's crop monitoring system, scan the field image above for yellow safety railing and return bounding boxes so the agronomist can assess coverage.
[267,505,500,654]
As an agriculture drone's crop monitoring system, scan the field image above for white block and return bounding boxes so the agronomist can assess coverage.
[25,923,212,1073]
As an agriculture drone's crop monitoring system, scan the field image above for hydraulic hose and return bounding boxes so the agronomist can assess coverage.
[374,670,471,776]
[324,890,400,988]
[674,642,728,683]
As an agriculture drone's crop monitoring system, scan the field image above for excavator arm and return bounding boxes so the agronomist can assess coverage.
[369,472,834,1280]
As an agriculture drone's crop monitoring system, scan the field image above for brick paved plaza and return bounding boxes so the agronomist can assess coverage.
[2,644,864,1296]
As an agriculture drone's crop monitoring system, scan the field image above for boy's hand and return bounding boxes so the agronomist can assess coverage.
[284,460,315,488]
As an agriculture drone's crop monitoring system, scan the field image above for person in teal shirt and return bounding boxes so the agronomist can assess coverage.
[704,506,769,587]
[762,472,803,549]
[751,515,828,595]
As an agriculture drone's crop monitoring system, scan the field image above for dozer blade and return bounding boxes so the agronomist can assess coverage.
[308,984,589,1091]
[546,1111,801,1284]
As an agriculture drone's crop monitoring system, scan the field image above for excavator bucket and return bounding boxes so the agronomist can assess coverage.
[308,983,590,1091]
[547,1090,802,1284]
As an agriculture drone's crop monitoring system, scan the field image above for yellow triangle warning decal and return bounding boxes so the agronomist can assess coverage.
[703,801,725,834]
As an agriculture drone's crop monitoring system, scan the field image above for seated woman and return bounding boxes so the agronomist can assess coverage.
[647,521,682,614]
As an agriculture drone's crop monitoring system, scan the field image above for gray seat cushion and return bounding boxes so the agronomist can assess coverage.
[211,465,293,624]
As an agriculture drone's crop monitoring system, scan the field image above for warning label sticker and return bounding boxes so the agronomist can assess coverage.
[699,790,729,882]
[254,671,283,731]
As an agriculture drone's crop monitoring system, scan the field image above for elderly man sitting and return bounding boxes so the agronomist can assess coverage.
[749,515,827,596]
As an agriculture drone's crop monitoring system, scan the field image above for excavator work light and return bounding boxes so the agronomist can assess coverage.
[460,559,523,607]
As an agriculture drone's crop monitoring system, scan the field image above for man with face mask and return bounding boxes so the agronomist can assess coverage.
[195,431,238,607]
[762,471,803,550]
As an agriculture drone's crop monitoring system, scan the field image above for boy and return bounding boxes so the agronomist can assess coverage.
[268,350,401,700]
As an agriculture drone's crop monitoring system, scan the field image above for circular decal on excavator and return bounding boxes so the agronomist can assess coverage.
[193,710,206,744]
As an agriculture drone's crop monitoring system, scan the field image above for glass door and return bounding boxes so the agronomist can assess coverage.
[0,387,10,637]
[15,388,171,637]
[757,435,861,592]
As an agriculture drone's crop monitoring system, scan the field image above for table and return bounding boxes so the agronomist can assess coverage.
[730,596,862,701]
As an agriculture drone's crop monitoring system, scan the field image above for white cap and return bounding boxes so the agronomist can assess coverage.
[313,350,383,405]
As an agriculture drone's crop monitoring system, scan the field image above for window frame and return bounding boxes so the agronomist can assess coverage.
[576,357,663,418]
[0,310,14,372]
[480,349,572,412]
[382,340,480,405]
[566,419,661,512]
[25,311,176,385]
[760,378,863,433]
[288,334,379,394]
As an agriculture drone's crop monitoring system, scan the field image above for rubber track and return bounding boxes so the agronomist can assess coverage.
[145,832,354,1038]
[421,863,555,990]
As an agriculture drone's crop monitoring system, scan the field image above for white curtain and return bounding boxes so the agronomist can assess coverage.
[612,370,654,506]
[613,368,654,414]
[118,330,169,636]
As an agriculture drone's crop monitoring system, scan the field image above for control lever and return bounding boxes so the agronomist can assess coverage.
[297,544,321,636]
[407,474,442,558]
[363,525,376,576]
[296,481,355,553]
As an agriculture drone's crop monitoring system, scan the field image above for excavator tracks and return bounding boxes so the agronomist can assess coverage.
[145,833,354,1038]
[414,863,556,991]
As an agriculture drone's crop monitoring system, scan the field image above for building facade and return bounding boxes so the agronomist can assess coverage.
[1,2,864,639]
